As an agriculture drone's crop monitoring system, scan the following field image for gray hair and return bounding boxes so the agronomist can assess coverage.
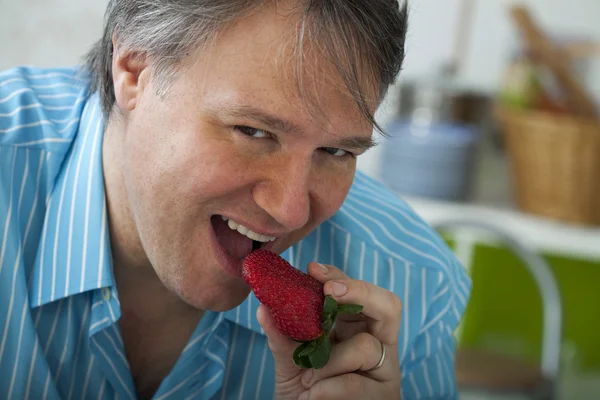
[84,0,408,133]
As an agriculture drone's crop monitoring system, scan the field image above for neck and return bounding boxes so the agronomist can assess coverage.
[102,115,149,270]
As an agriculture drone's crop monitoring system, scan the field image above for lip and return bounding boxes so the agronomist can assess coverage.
[210,216,278,279]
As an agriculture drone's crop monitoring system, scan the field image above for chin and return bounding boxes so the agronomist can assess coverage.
[172,269,252,312]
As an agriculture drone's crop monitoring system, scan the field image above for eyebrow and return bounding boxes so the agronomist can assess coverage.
[224,105,378,152]
[226,105,303,135]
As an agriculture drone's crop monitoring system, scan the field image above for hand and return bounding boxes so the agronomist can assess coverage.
[256,262,402,400]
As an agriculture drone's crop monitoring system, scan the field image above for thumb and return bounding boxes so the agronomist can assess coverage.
[256,305,304,380]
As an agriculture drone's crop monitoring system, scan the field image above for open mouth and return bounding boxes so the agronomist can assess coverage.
[210,215,276,262]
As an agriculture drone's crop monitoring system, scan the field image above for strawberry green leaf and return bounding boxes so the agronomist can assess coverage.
[308,336,331,370]
[337,303,363,314]
[323,295,338,315]
[298,339,319,357]
[321,315,335,333]
[322,296,339,333]
[293,343,314,369]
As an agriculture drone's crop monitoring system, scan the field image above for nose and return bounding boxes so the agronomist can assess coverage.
[253,155,311,231]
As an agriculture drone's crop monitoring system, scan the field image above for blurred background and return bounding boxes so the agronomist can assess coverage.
[2,1,599,399]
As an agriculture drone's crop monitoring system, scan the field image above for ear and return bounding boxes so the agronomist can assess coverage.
[111,38,150,113]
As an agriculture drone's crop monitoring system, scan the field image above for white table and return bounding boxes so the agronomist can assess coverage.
[403,195,600,262]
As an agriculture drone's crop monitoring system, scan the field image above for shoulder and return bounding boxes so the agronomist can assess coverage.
[329,170,462,274]
[0,65,90,150]
[0,66,92,259]
[324,170,471,325]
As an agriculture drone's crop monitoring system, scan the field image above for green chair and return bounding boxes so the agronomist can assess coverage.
[433,219,562,400]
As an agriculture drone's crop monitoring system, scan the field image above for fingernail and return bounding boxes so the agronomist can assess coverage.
[302,369,313,385]
[299,391,309,400]
[333,281,347,296]
[318,263,329,274]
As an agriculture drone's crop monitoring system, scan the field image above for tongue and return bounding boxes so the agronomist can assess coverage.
[212,216,253,261]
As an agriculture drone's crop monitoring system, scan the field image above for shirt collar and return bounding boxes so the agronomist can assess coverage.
[30,92,113,308]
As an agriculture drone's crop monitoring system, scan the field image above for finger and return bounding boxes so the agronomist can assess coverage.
[256,305,303,380]
[335,310,366,323]
[301,332,398,388]
[307,262,349,284]
[323,279,402,344]
[331,319,368,343]
[300,373,394,400]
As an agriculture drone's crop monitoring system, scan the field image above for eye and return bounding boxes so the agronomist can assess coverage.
[234,125,269,138]
[321,147,351,157]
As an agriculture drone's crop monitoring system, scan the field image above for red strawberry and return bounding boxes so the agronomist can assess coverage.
[242,249,363,369]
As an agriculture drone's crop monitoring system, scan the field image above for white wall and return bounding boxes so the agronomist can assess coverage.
[3,1,598,88]
[399,0,600,92]
[0,1,109,70]
[2,0,598,178]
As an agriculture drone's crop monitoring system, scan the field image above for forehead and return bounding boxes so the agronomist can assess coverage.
[179,3,376,136]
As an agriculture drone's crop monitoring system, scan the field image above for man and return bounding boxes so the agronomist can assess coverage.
[0,0,471,399]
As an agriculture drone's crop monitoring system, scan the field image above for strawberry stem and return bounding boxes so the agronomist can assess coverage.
[292,295,363,369]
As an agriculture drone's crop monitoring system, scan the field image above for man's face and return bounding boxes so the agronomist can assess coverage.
[118,5,376,311]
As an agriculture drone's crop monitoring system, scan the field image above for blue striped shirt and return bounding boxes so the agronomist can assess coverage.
[0,66,471,399]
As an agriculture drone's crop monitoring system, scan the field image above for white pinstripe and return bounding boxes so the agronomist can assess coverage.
[313,224,321,261]
[97,379,107,400]
[435,353,445,394]
[42,299,65,398]
[0,151,26,363]
[80,356,96,400]
[358,241,366,280]
[408,371,421,398]
[155,362,209,400]
[214,334,228,349]
[419,296,454,334]
[0,148,17,276]
[238,332,256,400]
[50,149,74,302]
[346,196,453,264]
[401,261,410,363]
[24,308,44,399]
[102,329,129,370]
[91,338,136,399]
[185,370,223,400]
[343,231,351,273]
[80,107,101,291]
[67,296,91,400]
[342,202,451,274]
[254,341,269,400]
[7,301,29,399]
[89,317,111,333]
[220,324,239,400]
[294,239,303,268]
[206,347,226,368]
[373,250,379,286]
[65,104,96,296]
[97,197,107,286]
[54,297,74,383]
[0,102,42,117]
[422,269,427,326]
[13,138,72,146]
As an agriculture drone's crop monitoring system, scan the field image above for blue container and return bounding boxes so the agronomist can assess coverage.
[379,121,480,201]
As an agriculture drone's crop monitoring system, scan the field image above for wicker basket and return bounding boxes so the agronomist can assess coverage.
[497,106,600,226]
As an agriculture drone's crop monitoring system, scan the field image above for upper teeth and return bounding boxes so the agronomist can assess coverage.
[221,216,276,243]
